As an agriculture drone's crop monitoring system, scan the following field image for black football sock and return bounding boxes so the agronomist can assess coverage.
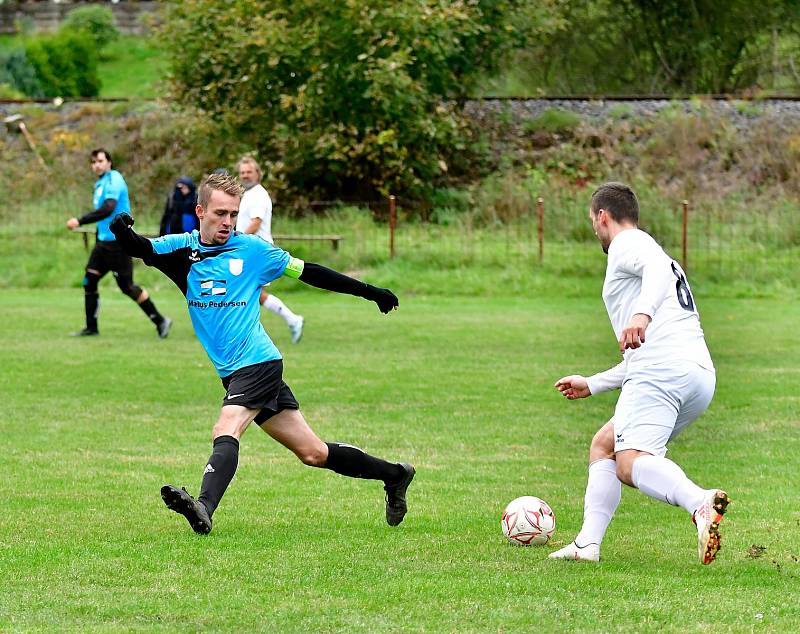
[324,442,404,484]
[197,435,239,516]
[138,297,165,325]
[85,292,99,331]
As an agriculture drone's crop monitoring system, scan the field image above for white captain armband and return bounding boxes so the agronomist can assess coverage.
[283,256,305,279]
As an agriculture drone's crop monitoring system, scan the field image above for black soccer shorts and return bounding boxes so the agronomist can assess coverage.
[86,240,134,279]
[220,360,300,425]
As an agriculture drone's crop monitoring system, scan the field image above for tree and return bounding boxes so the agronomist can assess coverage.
[623,0,800,94]
[159,0,550,201]
[513,0,800,96]
[62,5,120,51]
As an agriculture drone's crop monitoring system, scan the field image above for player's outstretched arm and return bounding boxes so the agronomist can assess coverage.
[66,199,118,230]
[584,360,627,395]
[80,199,118,225]
[296,261,398,313]
[554,375,592,400]
[110,213,156,259]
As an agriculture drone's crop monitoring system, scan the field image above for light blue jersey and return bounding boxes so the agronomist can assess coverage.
[149,231,292,377]
[93,170,131,241]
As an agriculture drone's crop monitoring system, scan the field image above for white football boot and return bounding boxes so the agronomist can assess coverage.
[693,489,731,565]
[548,541,600,562]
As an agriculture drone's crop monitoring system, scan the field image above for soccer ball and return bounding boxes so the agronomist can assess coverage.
[501,496,556,546]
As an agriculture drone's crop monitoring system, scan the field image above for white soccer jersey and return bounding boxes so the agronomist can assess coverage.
[237,183,273,244]
[588,228,714,394]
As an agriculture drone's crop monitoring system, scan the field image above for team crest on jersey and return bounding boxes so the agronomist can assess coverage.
[229,258,244,275]
[200,279,227,296]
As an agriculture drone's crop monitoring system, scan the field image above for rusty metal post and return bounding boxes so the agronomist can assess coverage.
[537,196,544,264]
[389,195,397,259]
[682,199,689,272]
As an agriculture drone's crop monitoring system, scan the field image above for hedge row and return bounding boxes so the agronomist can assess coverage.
[0,6,118,98]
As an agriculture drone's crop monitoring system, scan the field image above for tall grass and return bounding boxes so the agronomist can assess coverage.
[3,203,797,301]
[1,101,798,297]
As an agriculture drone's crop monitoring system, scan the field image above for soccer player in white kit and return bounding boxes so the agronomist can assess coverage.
[549,182,730,565]
[237,156,305,343]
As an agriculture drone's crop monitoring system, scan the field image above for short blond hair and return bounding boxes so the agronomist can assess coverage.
[237,155,262,180]
[198,172,244,208]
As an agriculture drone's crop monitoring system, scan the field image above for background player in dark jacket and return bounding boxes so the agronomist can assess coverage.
[159,176,198,236]
[110,172,414,534]
[66,148,171,338]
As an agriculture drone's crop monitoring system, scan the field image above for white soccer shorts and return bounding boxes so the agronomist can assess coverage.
[612,361,716,457]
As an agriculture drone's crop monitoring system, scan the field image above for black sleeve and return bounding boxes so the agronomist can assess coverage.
[78,198,117,225]
[110,213,191,296]
[299,262,399,313]
[299,262,371,297]
[110,214,156,260]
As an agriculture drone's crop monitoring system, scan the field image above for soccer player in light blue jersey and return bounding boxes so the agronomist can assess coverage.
[110,172,414,534]
[66,148,171,338]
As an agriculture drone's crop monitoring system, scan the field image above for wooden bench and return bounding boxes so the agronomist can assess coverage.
[274,234,343,251]
[73,227,343,251]
[72,226,156,251]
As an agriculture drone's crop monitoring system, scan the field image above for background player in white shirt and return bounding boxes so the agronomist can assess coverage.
[237,156,304,343]
[550,182,730,565]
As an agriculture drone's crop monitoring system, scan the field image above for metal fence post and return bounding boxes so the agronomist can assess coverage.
[537,196,544,264]
[682,199,689,272]
[389,195,397,259]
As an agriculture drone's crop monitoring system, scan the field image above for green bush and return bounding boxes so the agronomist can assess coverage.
[24,31,100,97]
[0,82,25,99]
[607,103,635,119]
[523,108,582,134]
[61,5,119,49]
[429,187,474,225]
[0,48,42,96]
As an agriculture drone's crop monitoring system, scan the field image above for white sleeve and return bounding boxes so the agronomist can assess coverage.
[620,244,673,319]
[587,360,627,394]
[262,190,273,232]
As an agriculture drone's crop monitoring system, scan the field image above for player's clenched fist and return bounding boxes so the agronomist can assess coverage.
[110,213,135,232]
[366,285,399,314]
[618,313,652,353]
[554,375,591,400]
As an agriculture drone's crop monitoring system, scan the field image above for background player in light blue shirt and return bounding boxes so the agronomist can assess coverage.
[66,148,171,338]
[110,172,415,534]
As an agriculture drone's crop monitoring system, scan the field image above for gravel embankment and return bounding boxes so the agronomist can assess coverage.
[463,97,800,130]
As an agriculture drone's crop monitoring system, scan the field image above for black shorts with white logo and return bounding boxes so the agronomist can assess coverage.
[220,360,299,425]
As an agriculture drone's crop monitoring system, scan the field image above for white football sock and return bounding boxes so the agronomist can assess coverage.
[262,294,301,327]
[631,455,706,514]
[574,458,621,547]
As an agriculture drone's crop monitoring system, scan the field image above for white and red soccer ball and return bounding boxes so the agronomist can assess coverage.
[501,496,556,545]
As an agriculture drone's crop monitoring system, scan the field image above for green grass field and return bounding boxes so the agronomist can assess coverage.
[1,284,798,632]
[97,36,167,99]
